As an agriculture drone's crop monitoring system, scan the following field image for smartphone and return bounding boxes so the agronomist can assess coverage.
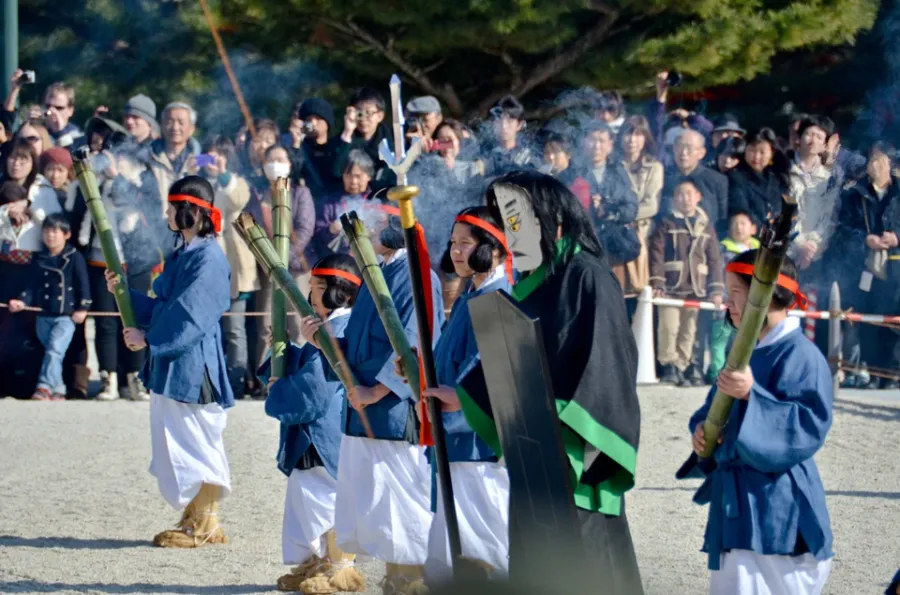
[196,154,216,168]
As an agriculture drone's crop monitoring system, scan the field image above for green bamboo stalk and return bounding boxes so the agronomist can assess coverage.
[234,213,357,392]
[271,178,291,378]
[72,148,136,328]
[699,196,799,458]
[341,211,421,398]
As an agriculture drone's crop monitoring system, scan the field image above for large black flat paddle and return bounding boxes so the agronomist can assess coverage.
[467,290,583,572]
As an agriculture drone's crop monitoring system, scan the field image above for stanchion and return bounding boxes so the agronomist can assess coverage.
[827,282,841,398]
[632,287,658,385]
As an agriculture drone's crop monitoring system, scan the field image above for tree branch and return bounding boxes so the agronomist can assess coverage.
[471,11,620,118]
[321,17,465,116]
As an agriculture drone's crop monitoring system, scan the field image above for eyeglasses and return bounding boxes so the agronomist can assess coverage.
[22,136,40,143]
[45,104,68,112]
[357,109,381,119]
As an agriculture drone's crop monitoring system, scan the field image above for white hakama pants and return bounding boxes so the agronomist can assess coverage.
[425,461,510,583]
[335,435,432,565]
[710,549,833,595]
[149,392,231,510]
[282,467,337,565]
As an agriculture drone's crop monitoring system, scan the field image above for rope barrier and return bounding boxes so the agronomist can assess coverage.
[648,296,900,326]
[0,303,299,318]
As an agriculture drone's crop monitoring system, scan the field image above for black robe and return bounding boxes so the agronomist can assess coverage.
[459,248,643,594]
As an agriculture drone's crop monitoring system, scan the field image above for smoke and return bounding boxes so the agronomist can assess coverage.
[854,1,900,147]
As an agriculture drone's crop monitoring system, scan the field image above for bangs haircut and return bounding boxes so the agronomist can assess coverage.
[486,170,603,276]
[6,137,39,191]
[440,206,509,276]
[312,253,362,310]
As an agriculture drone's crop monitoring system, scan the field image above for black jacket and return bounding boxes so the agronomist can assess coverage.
[333,122,397,193]
[829,178,900,272]
[727,162,787,228]
[20,245,92,316]
[291,136,343,201]
[579,162,639,265]
[661,164,729,232]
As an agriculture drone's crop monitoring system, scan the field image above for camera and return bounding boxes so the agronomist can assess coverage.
[427,139,454,153]
[21,71,36,85]
[301,121,316,135]
[666,71,683,87]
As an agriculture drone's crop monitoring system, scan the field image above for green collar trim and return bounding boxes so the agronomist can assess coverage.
[510,237,581,302]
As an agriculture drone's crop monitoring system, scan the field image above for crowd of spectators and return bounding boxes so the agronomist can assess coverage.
[1,67,897,401]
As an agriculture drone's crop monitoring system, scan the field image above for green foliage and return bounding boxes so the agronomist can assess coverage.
[14,0,880,127]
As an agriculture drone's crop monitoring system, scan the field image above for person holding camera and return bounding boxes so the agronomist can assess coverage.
[290,98,342,201]
[336,87,396,193]
[4,71,84,150]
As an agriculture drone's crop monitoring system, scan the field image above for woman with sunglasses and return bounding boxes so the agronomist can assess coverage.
[104,175,233,548]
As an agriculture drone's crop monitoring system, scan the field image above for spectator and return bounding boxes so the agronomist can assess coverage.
[122,94,159,147]
[830,143,900,390]
[482,95,538,175]
[727,127,790,229]
[247,144,315,366]
[41,82,83,149]
[241,118,279,196]
[294,98,343,200]
[620,116,664,296]
[312,149,373,261]
[593,91,626,136]
[541,132,578,186]
[650,178,724,386]
[7,213,90,400]
[714,136,745,175]
[14,120,52,158]
[708,210,760,383]
[149,102,201,213]
[788,116,841,272]
[662,129,729,231]
[203,135,258,399]
[336,87,396,192]
[709,113,746,149]
[576,121,639,287]
[406,95,443,140]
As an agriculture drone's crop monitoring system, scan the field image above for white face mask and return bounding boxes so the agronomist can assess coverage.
[494,183,542,273]
[264,161,291,181]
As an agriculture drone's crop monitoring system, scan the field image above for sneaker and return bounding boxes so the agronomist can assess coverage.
[96,371,119,401]
[126,372,150,402]
[50,393,66,401]
[684,364,706,387]
[31,388,52,401]
[840,373,861,389]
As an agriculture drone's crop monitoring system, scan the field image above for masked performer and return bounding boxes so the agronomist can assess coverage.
[679,249,833,595]
[420,206,513,584]
[301,204,444,595]
[458,170,643,593]
[259,254,366,593]
[106,175,233,547]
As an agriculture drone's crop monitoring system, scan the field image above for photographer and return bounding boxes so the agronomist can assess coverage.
[4,71,83,149]
[290,98,342,201]
[405,95,443,145]
[335,87,396,193]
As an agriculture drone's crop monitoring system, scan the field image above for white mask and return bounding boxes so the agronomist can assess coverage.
[264,161,291,181]
[494,183,542,273]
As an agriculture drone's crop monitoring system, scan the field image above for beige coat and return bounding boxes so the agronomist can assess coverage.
[623,156,664,292]
[214,174,259,298]
[649,207,724,299]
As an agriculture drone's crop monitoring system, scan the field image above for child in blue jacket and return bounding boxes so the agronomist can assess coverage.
[259,254,365,593]
[679,249,833,595]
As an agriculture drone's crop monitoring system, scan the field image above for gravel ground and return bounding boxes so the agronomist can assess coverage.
[0,386,897,595]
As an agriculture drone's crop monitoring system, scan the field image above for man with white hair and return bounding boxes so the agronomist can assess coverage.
[149,102,201,210]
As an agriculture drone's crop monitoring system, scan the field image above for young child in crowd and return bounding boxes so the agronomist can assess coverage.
[258,254,365,594]
[649,178,724,386]
[678,250,833,595]
[707,210,760,382]
[8,213,91,400]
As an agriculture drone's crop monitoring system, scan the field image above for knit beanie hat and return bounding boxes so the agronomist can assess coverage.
[298,98,335,131]
[39,147,74,172]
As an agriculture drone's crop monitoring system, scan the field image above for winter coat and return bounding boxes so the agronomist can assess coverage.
[0,175,62,253]
[333,122,397,193]
[246,184,316,275]
[787,158,841,262]
[727,162,787,228]
[829,178,900,274]
[577,161,639,266]
[148,137,201,217]
[649,207,724,298]
[213,173,259,298]
[661,164,729,231]
[19,245,92,316]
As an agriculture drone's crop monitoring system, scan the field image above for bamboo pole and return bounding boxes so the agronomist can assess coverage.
[699,195,799,458]
[340,211,421,397]
[271,178,291,377]
[72,147,136,328]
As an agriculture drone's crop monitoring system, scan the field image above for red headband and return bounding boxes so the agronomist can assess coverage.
[725,262,808,310]
[168,194,222,233]
[455,214,514,284]
[311,267,362,287]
